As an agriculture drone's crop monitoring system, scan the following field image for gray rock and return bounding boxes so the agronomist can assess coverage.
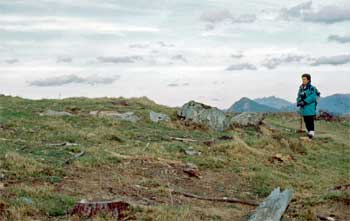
[19,197,34,205]
[229,112,265,127]
[90,111,140,122]
[177,100,230,131]
[184,146,202,156]
[150,111,170,123]
[39,110,73,117]
[249,187,293,221]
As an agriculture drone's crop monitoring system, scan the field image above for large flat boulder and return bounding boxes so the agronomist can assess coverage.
[177,100,229,131]
[89,111,140,122]
[229,112,265,127]
[39,110,73,117]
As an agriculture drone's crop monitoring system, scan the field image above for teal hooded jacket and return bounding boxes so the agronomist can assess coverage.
[296,83,318,116]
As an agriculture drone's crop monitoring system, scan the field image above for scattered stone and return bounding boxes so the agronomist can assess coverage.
[249,187,293,221]
[177,100,229,131]
[19,197,34,205]
[0,182,4,190]
[70,199,131,218]
[229,112,265,127]
[183,162,201,179]
[150,111,170,123]
[39,110,73,117]
[184,147,202,156]
[90,111,140,122]
[64,151,85,165]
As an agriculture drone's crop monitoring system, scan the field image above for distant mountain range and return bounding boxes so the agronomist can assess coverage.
[226,97,281,113]
[225,94,350,115]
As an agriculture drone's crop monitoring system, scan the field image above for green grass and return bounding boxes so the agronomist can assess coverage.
[0,95,349,220]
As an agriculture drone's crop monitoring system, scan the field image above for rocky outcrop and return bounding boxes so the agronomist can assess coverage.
[177,100,229,131]
[150,111,170,123]
[177,100,266,131]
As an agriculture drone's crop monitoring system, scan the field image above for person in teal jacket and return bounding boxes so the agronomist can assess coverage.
[296,73,319,139]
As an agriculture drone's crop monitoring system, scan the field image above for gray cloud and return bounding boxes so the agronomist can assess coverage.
[200,9,232,23]
[157,41,174,47]
[225,63,257,71]
[281,2,350,23]
[231,14,256,23]
[262,54,305,69]
[167,83,179,87]
[280,1,312,19]
[56,56,72,63]
[4,58,19,64]
[129,43,149,48]
[29,74,120,87]
[328,35,350,43]
[171,54,187,63]
[167,82,189,87]
[310,54,350,66]
[231,52,243,59]
[303,6,350,23]
[97,56,143,63]
[200,9,256,24]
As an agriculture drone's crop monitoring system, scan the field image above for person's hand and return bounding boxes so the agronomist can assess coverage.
[297,101,305,107]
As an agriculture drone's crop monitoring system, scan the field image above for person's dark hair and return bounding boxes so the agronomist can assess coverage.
[302,73,311,81]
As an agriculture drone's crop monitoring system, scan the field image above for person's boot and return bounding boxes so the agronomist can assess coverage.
[307,131,315,139]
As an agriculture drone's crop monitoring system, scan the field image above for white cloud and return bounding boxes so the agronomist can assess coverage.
[97,56,143,64]
[0,15,159,33]
[28,74,121,86]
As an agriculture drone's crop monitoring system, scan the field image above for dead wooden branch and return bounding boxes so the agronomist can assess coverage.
[171,189,258,206]
[47,142,79,147]
[168,136,197,142]
[317,214,336,221]
[106,151,201,178]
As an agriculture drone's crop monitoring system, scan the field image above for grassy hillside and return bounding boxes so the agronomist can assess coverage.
[0,95,349,220]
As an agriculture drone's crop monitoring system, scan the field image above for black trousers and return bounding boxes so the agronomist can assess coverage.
[303,115,315,131]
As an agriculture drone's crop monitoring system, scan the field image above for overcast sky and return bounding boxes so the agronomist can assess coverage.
[0,0,349,108]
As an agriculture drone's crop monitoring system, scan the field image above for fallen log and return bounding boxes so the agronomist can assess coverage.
[47,142,78,147]
[168,136,197,142]
[317,214,336,221]
[171,189,258,206]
